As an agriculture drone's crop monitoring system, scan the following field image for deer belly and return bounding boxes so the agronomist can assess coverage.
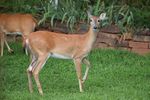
[5,32,22,35]
[49,53,72,59]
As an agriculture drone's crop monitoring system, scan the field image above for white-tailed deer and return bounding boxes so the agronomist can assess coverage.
[26,11,106,95]
[0,13,37,56]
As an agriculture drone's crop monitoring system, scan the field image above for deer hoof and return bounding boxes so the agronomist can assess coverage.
[39,91,44,96]
[8,49,14,53]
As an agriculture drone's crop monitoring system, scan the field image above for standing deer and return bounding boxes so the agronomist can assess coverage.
[0,13,37,56]
[26,11,106,95]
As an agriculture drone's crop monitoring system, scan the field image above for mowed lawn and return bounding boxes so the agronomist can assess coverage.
[0,42,150,100]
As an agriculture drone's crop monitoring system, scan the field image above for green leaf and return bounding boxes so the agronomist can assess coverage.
[51,14,56,27]
[61,12,68,24]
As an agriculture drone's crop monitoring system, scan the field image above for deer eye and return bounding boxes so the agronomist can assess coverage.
[98,20,100,22]
[90,19,92,22]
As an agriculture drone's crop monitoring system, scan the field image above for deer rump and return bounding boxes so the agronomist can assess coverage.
[0,13,37,56]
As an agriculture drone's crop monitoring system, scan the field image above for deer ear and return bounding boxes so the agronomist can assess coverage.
[99,13,106,20]
[87,11,92,18]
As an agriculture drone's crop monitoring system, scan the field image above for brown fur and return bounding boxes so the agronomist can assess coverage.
[26,12,106,95]
[0,13,37,56]
[28,30,92,58]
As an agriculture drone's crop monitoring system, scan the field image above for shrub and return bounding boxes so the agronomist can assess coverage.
[0,0,149,33]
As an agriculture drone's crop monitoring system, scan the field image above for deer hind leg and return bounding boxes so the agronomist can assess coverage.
[32,54,49,95]
[74,58,83,92]
[82,58,91,83]
[27,54,38,93]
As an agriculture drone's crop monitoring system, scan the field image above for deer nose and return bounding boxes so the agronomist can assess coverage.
[93,26,97,29]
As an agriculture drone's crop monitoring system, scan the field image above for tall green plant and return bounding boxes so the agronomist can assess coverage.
[116,5,134,33]
[38,0,90,32]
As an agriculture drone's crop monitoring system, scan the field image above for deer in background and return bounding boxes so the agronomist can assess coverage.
[26,11,106,95]
[0,14,37,56]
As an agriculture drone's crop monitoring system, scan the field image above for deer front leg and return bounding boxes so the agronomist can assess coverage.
[22,34,27,55]
[0,33,4,56]
[74,58,83,92]
[82,58,91,83]
[4,38,13,53]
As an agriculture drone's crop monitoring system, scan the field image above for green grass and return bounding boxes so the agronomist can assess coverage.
[1,42,150,100]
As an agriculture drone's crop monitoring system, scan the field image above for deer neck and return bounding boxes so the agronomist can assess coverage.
[84,26,98,50]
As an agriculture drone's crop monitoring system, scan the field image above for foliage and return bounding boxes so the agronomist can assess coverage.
[132,7,150,28]
[37,0,135,33]
[115,5,134,33]
[0,0,149,33]
[92,1,134,33]
[37,0,89,31]
[1,42,150,99]
[0,0,40,15]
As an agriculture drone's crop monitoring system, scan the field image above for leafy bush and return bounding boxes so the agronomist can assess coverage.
[37,0,89,31]
[0,0,149,33]
[133,8,150,28]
